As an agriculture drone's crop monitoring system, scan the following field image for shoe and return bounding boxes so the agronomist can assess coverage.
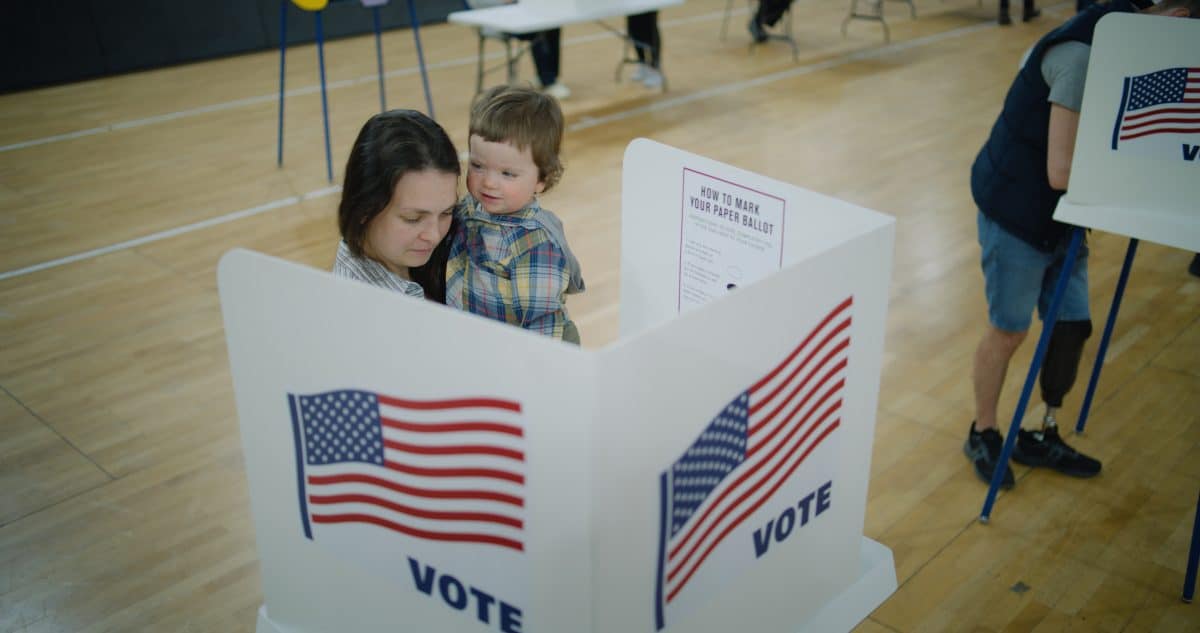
[748,17,768,43]
[1012,427,1102,477]
[630,63,650,83]
[997,10,1013,25]
[640,67,663,89]
[542,82,571,100]
[964,421,1015,489]
[1022,8,1042,21]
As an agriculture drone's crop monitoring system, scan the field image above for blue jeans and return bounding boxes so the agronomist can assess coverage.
[977,211,1089,332]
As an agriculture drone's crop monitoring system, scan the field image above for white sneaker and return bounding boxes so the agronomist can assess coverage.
[640,67,663,89]
[630,63,650,83]
[542,82,571,100]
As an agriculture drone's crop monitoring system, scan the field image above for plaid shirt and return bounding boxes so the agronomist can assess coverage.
[446,195,584,339]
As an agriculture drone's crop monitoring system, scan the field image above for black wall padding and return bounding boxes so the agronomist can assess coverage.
[1,0,465,94]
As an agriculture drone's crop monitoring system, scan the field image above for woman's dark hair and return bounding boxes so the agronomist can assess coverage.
[338,109,461,301]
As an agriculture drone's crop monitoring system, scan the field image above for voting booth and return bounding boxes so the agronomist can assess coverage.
[1055,13,1199,600]
[1053,13,1199,251]
[219,139,897,633]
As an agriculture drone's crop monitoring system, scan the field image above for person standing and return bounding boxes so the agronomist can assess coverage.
[998,0,1040,25]
[627,11,664,89]
[964,0,1199,487]
[747,0,795,42]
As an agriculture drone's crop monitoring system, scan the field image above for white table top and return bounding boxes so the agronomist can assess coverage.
[448,0,684,35]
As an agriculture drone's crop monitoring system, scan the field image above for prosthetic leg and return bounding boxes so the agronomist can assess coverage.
[1039,320,1093,410]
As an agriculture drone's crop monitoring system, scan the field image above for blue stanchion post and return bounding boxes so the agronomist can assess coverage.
[980,227,1085,522]
[1185,488,1199,603]
[277,0,288,166]
[406,0,436,118]
[373,6,387,112]
[1075,238,1138,433]
[315,11,334,183]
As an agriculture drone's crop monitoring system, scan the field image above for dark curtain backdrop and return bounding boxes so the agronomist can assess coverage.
[2,0,465,93]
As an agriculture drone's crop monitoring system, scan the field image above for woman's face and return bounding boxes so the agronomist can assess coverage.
[362,168,458,279]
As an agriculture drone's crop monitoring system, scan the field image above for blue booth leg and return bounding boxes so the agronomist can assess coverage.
[315,12,334,183]
[1185,488,1199,602]
[373,6,387,112]
[277,0,288,166]
[407,0,436,118]
[1075,238,1138,433]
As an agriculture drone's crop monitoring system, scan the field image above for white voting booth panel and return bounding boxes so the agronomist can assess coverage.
[220,140,895,633]
[1054,13,1200,252]
[221,255,595,633]
[612,139,897,632]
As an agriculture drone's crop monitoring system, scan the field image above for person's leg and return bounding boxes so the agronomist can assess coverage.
[1035,234,1090,420]
[967,212,1048,487]
[648,12,662,69]
[1038,319,1092,414]
[627,11,662,87]
[528,29,561,88]
[748,4,768,43]
[999,0,1012,25]
[1022,0,1041,21]
[968,324,1023,489]
[973,212,1047,431]
[759,0,794,27]
[1013,237,1102,477]
[627,12,657,66]
[627,14,648,81]
[973,324,1028,432]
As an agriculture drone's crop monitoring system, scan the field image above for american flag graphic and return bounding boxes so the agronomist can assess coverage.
[1111,67,1200,149]
[654,297,852,630]
[287,389,525,552]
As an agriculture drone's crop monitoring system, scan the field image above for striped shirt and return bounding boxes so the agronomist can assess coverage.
[332,240,425,299]
[446,195,584,339]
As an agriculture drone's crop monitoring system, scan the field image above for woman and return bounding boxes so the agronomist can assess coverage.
[334,109,460,303]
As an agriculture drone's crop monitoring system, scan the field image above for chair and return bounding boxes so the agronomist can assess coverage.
[464,0,540,93]
[841,0,917,44]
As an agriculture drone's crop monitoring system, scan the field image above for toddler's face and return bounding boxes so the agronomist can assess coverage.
[466,134,545,215]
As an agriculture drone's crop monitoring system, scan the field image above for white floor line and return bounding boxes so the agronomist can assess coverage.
[1,14,997,282]
[0,10,743,154]
[570,19,995,132]
[0,187,341,282]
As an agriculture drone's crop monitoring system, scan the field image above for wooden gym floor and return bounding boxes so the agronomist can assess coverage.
[1,1,1197,631]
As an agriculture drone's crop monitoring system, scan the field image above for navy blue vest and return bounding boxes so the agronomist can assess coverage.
[970,0,1138,251]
